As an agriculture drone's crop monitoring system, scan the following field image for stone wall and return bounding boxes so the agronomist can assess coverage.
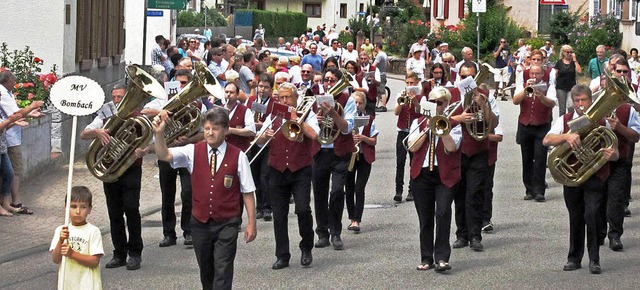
[21,114,54,181]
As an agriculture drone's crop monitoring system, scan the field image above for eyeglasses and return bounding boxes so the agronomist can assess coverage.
[565,51,573,54]
[189,40,196,43]
[616,69,629,74]
[500,41,506,43]
[179,81,189,85]
[324,78,338,84]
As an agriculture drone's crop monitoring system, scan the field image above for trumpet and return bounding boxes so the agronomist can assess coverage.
[524,83,548,98]
[397,90,410,106]
[282,95,315,142]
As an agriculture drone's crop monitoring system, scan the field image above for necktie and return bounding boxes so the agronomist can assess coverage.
[428,131,436,171]
[210,149,217,177]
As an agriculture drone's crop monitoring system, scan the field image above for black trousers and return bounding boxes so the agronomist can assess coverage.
[517,123,550,197]
[346,154,372,222]
[563,177,605,263]
[191,217,241,290]
[625,145,635,207]
[103,165,143,258]
[159,160,192,239]
[606,158,632,240]
[250,145,271,213]
[396,131,413,194]
[313,148,349,238]
[483,164,496,223]
[410,167,453,265]
[270,166,314,260]
[454,152,488,241]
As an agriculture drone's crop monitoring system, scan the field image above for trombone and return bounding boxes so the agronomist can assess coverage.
[248,115,286,165]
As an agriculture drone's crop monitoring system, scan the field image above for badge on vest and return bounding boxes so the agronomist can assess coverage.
[224,175,234,188]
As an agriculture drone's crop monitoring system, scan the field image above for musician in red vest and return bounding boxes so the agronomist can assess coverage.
[449,62,499,252]
[153,107,257,289]
[80,84,146,270]
[257,82,319,270]
[512,64,557,202]
[394,73,422,202]
[223,82,256,152]
[602,59,640,252]
[407,86,461,272]
[313,67,356,251]
[246,73,277,221]
[543,84,618,274]
[345,92,379,233]
[358,51,380,115]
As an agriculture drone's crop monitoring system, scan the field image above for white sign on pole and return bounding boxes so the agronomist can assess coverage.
[472,0,487,13]
[50,76,106,116]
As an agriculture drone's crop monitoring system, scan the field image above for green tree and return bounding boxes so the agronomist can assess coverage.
[177,8,227,27]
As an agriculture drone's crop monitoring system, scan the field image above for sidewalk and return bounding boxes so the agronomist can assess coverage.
[0,155,163,264]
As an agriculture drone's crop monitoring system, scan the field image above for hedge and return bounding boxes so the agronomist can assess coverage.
[236,9,307,38]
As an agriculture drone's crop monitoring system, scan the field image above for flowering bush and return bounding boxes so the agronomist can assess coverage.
[566,14,622,66]
[0,42,58,108]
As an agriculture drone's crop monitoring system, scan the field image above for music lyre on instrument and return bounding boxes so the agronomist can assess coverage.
[348,116,370,172]
[548,70,639,186]
[402,89,453,152]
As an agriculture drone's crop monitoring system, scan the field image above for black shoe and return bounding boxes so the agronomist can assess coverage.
[524,194,535,200]
[609,239,623,251]
[105,256,127,268]
[331,235,344,250]
[263,211,273,221]
[534,194,546,202]
[315,237,330,248]
[393,193,402,202]
[563,261,581,271]
[301,250,313,267]
[434,260,451,272]
[159,236,177,247]
[272,258,289,270]
[470,238,483,251]
[452,238,468,249]
[624,206,631,217]
[589,260,601,274]
[255,211,264,220]
[126,256,141,270]
[482,222,494,232]
[375,106,387,112]
[184,234,193,246]
[405,192,414,202]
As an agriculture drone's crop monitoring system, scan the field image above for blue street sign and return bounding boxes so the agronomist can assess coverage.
[147,10,164,17]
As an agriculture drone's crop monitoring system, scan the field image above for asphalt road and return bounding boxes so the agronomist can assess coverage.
[3,76,640,289]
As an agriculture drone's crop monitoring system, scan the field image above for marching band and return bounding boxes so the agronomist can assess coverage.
[81,44,640,288]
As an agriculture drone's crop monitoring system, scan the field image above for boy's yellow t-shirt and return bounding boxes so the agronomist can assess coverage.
[50,223,104,290]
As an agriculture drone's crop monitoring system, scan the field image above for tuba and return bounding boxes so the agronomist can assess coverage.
[162,61,222,144]
[463,63,494,141]
[86,65,168,182]
[282,95,315,142]
[318,68,351,144]
[548,70,639,186]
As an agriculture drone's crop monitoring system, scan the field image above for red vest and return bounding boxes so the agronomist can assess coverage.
[360,115,376,164]
[614,103,632,159]
[190,141,242,223]
[396,101,420,130]
[268,117,314,172]
[409,116,461,188]
[361,65,378,102]
[518,75,552,126]
[562,113,609,182]
[319,92,355,157]
[226,103,252,151]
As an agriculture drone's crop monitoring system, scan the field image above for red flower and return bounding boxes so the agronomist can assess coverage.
[24,82,34,88]
[44,81,50,88]
[417,20,423,25]
[0,67,6,72]
[391,41,397,46]
[27,93,34,100]
[14,83,23,89]
[33,57,43,64]
[45,73,57,83]
[410,20,415,25]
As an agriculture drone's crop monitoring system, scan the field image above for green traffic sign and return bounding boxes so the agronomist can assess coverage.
[147,0,188,10]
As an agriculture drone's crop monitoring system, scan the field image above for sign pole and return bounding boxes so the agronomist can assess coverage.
[58,116,77,289]
[143,0,148,65]
[477,12,480,63]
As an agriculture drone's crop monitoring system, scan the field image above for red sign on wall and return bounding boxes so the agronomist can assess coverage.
[540,0,567,4]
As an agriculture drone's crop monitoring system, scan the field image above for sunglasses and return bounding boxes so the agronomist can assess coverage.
[189,40,196,43]
[324,78,338,83]
[301,70,311,73]
[616,69,629,74]
[179,81,189,85]
[500,41,506,43]
[565,51,573,54]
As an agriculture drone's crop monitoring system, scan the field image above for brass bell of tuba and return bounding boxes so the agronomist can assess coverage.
[162,61,222,144]
[318,68,351,144]
[463,63,494,141]
[548,70,639,186]
[86,65,168,182]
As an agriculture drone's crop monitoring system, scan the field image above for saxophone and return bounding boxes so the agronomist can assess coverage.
[86,65,168,182]
[162,61,222,144]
